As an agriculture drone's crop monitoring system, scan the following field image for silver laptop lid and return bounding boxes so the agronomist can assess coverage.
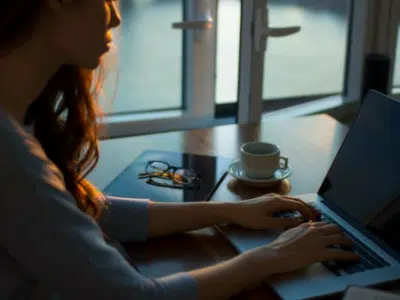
[318,90,400,259]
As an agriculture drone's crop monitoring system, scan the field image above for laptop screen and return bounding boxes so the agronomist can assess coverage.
[318,91,400,254]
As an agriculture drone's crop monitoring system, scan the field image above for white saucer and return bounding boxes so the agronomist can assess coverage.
[228,159,292,187]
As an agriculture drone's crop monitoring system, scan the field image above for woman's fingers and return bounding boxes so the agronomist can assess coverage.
[315,224,343,235]
[307,221,326,227]
[282,196,320,219]
[324,249,360,261]
[266,217,303,229]
[322,233,353,247]
[276,198,314,220]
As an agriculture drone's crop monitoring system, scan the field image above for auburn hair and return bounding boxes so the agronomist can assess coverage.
[3,1,106,220]
[25,66,105,220]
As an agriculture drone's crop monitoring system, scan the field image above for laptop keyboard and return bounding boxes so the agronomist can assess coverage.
[274,203,390,276]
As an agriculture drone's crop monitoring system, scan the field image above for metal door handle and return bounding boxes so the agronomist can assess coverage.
[255,8,301,52]
[268,26,301,37]
[172,16,213,30]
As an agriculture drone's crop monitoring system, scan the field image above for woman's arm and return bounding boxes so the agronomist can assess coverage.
[100,198,233,241]
[189,249,279,299]
[99,196,151,242]
[148,201,234,238]
[99,197,232,241]
[147,195,319,238]
[99,197,233,241]
[100,195,319,241]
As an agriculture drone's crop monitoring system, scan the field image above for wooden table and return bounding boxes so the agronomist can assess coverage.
[88,115,350,299]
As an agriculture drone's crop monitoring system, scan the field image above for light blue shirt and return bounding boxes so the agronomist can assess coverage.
[0,111,198,299]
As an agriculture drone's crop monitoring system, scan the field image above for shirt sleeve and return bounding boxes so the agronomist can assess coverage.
[98,195,150,243]
[0,116,199,300]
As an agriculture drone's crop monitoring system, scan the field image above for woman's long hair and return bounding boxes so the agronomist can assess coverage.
[2,2,106,220]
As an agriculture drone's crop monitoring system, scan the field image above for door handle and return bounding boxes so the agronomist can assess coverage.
[268,26,301,37]
[172,15,213,30]
[255,8,301,52]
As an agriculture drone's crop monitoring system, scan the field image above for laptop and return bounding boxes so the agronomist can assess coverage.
[216,90,400,300]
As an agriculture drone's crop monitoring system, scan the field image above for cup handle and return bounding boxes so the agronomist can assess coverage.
[279,156,289,169]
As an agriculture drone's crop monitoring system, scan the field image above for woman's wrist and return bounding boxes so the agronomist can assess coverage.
[189,248,279,299]
[214,201,241,225]
[240,246,282,279]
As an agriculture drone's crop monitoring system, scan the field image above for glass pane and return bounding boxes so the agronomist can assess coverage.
[215,0,241,104]
[263,0,351,100]
[393,25,400,88]
[101,0,183,114]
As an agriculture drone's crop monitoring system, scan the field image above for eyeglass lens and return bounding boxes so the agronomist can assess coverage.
[144,161,200,188]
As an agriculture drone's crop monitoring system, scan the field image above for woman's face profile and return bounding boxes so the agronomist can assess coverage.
[52,0,121,69]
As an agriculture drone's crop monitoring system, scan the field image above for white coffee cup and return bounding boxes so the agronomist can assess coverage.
[240,141,289,179]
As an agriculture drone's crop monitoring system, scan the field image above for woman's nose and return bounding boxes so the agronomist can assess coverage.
[109,2,121,29]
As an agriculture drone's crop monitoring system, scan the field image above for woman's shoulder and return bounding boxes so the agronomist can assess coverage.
[0,110,59,181]
[0,110,38,150]
[0,110,70,206]
[1,110,36,147]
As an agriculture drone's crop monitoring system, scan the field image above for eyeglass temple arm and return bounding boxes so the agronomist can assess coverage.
[138,167,175,178]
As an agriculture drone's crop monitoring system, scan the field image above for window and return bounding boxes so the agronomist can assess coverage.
[392,25,400,93]
[366,0,400,97]
[101,0,393,137]
[236,0,367,123]
[263,0,351,100]
[101,0,218,138]
[215,0,241,105]
[103,0,184,114]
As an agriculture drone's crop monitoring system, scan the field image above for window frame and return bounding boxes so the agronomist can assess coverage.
[356,0,400,99]
[236,0,264,124]
[234,0,373,124]
[384,0,400,97]
[100,0,384,139]
[99,0,218,139]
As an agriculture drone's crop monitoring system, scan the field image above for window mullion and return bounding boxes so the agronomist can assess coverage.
[344,0,372,102]
[237,0,266,125]
[187,0,217,120]
[372,0,397,94]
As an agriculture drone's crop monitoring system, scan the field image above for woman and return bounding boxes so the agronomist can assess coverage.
[0,0,359,299]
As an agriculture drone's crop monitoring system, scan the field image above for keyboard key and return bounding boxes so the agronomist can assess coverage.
[291,211,302,218]
[361,261,375,270]
[322,261,342,276]
[363,254,386,268]
[343,263,367,274]
[365,251,390,267]
[281,212,294,218]
[336,244,353,251]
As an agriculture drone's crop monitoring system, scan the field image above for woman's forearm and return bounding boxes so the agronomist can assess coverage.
[148,201,235,238]
[189,249,279,300]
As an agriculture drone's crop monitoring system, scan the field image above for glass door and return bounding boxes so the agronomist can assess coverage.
[101,0,217,137]
[237,0,368,124]
[103,0,187,114]
[262,0,351,101]
[237,0,302,123]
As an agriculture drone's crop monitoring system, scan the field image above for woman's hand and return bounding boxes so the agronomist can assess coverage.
[226,193,320,230]
[244,221,360,276]
[189,222,360,299]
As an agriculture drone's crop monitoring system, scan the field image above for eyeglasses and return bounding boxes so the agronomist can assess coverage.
[138,160,201,189]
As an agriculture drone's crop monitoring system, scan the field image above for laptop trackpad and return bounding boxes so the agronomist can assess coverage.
[217,225,284,253]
